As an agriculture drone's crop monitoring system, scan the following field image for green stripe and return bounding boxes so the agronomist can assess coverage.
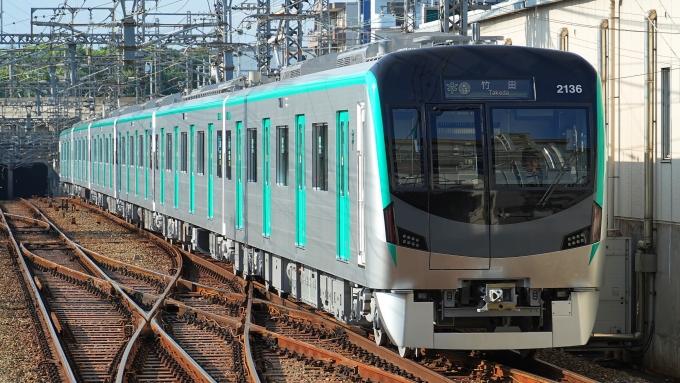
[190,125,195,212]
[365,71,391,210]
[590,242,600,265]
[126,132,130,194]
[262,119,271,236]
[208,123,215,219]
[366,71,394,266]
[589,76,607,266]
[174,126,179,208]
[118,113,153,123]
[135,132,139,196]
[336,111,350,262]
[145,131,149,200]
[295,114,306,247]
[160,129,165,204]
[130,72,366,119]
[235,121,243,229]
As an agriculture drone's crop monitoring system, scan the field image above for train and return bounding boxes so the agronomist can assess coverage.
[60,34,607,356]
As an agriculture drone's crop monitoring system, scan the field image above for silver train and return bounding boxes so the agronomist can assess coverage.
[60,37,607,355]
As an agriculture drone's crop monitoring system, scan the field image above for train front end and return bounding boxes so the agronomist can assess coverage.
[364,45,606,351]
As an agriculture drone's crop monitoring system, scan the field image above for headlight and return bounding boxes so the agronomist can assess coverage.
[591,202,602,244]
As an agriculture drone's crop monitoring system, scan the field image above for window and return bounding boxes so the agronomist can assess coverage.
[491,108,590,188]
[181,132,188,172]
[99,138,103,162]
[247,128,257,182]
[217,131,223,178]
[276,126,289,186]
[197,131,205,175]
[138,135,143,166]
[93,138,97,163]
[662,67,671,159]
[226,130,232,180]
[121,137,125,166]
[105,138,109,163]
[129,137,135,166]
[166,133,172,170]
[312,123,328,190]
[155,134,159,170]
[389,108,425,188]
[430,108,484,189]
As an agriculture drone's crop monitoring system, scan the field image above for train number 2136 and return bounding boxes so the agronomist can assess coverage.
[557,84,583,94]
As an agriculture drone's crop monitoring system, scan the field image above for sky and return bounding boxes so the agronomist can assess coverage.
[1,0,230,37]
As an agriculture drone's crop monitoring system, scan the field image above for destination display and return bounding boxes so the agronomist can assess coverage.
[442,78,535,100]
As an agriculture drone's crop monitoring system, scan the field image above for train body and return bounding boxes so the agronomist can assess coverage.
[60,40,607,353]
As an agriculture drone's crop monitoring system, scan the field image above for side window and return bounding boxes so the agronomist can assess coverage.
[93,138,97,162]
[197,131,205,175]
[155,134,159,170]
[181,132,188,172]
[247,128,257,182]
[312,123,328,191]
[105,138,109,163]
[389,108,425,188]
[217,131,223,178]
[276,126,288,186]
[121,137,126,166]
[129,137,135,166]
[138,135,143,166]
[166,132,172,170]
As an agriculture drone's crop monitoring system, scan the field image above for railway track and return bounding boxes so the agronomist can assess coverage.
[3,197,605,383]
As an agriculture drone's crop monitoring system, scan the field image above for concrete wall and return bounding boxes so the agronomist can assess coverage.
[476,0,680,376]
[616,218,680,377]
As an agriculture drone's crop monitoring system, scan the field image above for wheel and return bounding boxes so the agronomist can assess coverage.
[373,327,388,346]
[398,346,414,358]
[519,349,537,359]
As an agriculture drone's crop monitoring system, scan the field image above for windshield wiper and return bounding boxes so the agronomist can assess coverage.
[536,151,578,208]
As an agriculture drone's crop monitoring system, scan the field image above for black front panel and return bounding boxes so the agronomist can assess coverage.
[428,106,489,259]
[374,45,598,260]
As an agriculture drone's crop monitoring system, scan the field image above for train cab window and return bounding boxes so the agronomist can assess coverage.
[217,131,223,178]
[166,133,172,171]
[389,108,425,188]
[491,108,590,188]
[181,132,188,172]
[276,126,289,186]
[226,130,232,180]
[430,108,484,189]
[247,129,257,182]
[312,123,328,191]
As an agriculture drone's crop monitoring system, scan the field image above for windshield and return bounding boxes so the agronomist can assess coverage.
[491,108,591,188]
[430,108,484,189]
[389,108,426,188]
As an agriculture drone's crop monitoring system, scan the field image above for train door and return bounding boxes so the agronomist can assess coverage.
[336,111,350,262]
[295,114,306,248]
[427,105,490,270]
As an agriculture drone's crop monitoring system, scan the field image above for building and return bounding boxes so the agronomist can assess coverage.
[309,2,361,54]
[472,0,680,377]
